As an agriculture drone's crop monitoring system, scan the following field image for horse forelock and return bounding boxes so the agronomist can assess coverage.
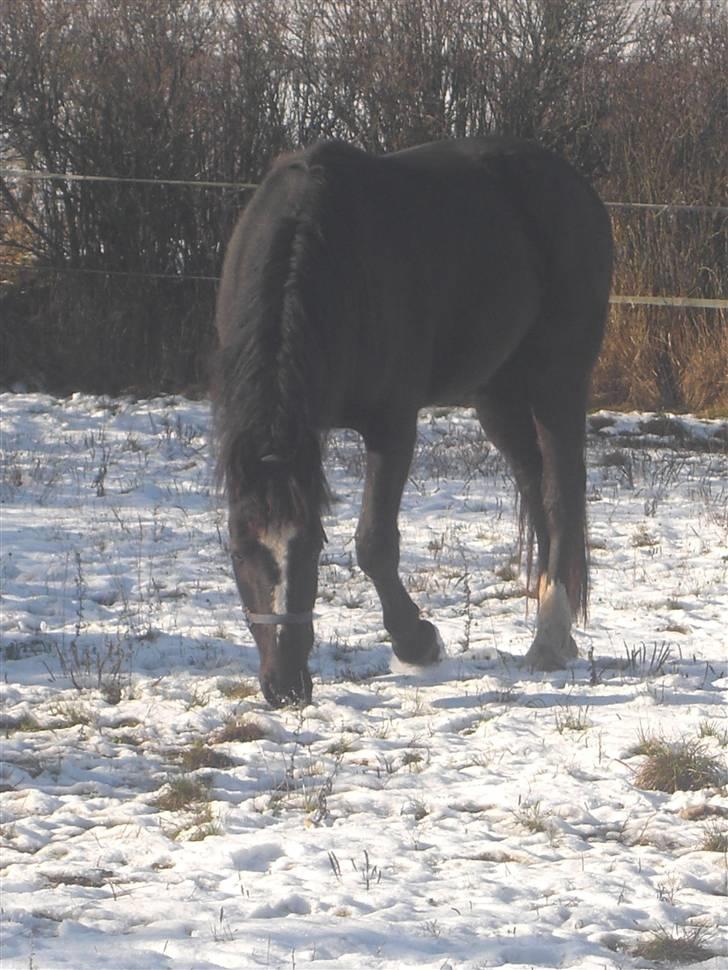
[224,463,321,538]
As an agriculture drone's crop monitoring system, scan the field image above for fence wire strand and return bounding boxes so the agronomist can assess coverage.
[2,167,728,215]
[2,260,725,309]
[0,168,258,191]
[1,167,726,308]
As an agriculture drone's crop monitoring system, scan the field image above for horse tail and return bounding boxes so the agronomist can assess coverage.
[212,157,330,526]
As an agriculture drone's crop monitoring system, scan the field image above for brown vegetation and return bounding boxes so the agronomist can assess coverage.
[1,0,726,410]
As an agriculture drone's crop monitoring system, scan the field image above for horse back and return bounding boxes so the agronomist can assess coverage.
[215,138,612,427]
[377,137,612,404]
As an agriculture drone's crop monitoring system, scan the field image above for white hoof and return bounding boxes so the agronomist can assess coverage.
[525,582,577,671]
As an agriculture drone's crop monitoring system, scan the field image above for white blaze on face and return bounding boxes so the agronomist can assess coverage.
[259,524,297,614]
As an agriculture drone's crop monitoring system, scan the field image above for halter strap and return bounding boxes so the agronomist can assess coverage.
[246,610,314,626]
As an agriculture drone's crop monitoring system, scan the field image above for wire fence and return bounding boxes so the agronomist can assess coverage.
[2,166,727,309]
[3,261,725,309]
[0,168,259,191]
[3,167,728,213]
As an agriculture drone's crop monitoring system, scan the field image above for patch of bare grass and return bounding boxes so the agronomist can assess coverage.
[44,868,114,889]
[593,302,728,415]
[554,705,591,734]
[698,719,728,748]
[154,775,211,813]
[153,773,221,841]
[211,716,268,744]
[623,641,672,677]
[632,735,724,793]
[630,923,717,965]
[514,799,555,837]
[631,524,660,549]
[47,702,94,728]
[177,741,235,771]
[2,713,45,734]
[701,823,728,853]
[218,680,258,701]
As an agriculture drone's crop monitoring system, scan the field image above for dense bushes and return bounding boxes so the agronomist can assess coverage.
[1,0,726,409]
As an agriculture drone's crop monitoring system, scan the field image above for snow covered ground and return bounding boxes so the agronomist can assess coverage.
[1,393,727,970]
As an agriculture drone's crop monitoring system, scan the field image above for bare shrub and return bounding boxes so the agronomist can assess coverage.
[1,0,726,408]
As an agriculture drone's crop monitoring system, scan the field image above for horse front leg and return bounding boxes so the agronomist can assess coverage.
[355,424,441,666]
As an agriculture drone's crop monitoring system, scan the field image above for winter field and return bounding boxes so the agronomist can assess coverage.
[1,392,727,970]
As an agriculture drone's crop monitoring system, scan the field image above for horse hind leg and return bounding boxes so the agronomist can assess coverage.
[476,359,586,671]
[475,370,549,603]
[523,375,590,670]
[355,421,441,666]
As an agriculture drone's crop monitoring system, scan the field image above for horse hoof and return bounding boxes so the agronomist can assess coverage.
[524,635,578,671]
[260,668,313,708]
[392,619,442,666]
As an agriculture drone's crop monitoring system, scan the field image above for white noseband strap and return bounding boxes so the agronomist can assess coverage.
[246,610,314,626]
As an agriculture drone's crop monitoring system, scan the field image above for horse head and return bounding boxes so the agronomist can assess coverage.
[227,472,324,707]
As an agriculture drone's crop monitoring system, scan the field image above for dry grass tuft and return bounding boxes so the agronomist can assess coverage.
[514,800,554,835]
[154,775,212,813]
[701,823,728,853]
[630,923,717,965]
[698,719,728,748]
[633,736,724,793]
[594,206,728,417]
[604,309,727,415]
[177,741,235,771]
[555,705,591,734]
[218,680,258,701]
[152,774,221,841]
[212,716,268,744]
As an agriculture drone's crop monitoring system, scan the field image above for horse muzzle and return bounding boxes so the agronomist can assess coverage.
[259,664,313,708]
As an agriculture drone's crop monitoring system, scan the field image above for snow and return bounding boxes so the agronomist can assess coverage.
[1,393,726,970]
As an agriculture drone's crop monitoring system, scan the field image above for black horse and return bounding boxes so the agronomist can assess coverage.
[213,137,613,707]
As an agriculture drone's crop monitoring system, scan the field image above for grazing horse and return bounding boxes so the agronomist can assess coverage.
[213,137,613,707]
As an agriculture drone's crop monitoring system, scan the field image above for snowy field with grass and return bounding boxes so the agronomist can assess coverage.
[1,392,727,970]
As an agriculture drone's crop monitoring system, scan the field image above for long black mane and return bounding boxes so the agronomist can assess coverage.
[212,155,331,526]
